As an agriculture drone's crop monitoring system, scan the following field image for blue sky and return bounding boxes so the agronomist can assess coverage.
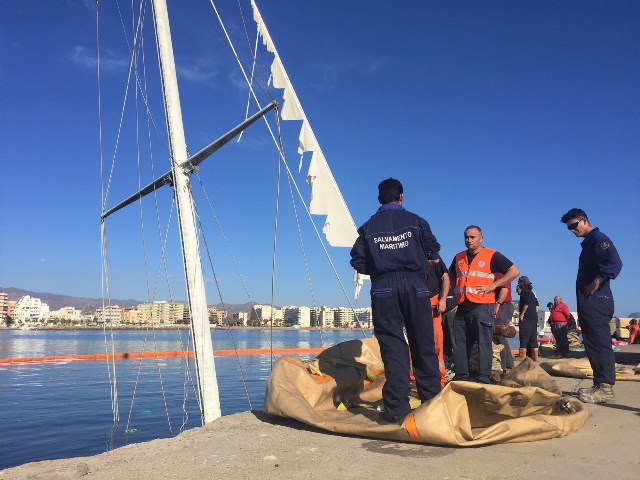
[1,0,638,316]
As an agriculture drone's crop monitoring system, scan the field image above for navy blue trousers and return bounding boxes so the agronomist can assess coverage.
[453,303,494,384]
[519,318,538,353]
[577,290,616,385]
[371,273,440,420]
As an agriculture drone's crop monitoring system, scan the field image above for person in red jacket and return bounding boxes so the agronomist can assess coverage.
[626,319,640,344]
[549,296,571,357]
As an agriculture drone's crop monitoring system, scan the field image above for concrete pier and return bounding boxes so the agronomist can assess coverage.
[2,346,638,480]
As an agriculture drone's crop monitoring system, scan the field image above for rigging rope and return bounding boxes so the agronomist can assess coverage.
[98,0,370,448]
[206,0,369,336]
[96,0,120,452]
[193,172,271,343]
[194,208,254,411]
[100,0,201,447]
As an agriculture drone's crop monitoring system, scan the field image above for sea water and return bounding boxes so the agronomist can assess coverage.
[0,329,523,469]
[0,329,364,469]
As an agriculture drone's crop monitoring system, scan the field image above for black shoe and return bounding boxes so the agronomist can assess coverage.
[450,375,470,382]
[377,406,407,425]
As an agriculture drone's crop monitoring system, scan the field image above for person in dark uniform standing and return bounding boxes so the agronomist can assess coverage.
[561,208,622,403]
[515,276,539,361]
[350,178,442,423]
[449,226,519,384]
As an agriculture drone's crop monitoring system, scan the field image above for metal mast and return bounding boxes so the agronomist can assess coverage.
[151,0,221,423]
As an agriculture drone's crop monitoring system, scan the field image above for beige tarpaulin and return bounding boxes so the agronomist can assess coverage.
[264,338,589,446]
[539,357,640,382]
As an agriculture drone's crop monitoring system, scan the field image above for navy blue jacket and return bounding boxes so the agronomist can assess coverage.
[578,227,622,291]
[350,204,440,281]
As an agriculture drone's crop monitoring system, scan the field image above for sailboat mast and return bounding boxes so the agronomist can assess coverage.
[151,0,221,423]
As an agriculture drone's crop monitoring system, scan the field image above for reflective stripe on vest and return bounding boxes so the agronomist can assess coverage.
[454,248,496,304]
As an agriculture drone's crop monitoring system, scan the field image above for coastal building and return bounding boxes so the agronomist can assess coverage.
[122,307,149,325]
[48,307,84,324]
[311,307,335,329]
[12,295,50,323]
[282,306,311,328]
[233,312,248,326]
[333,307,355,328]
[138,301,185,325]
[0,292,8,321]
[253,304,283,326]
[353,307,372,328]
[95,305,123,325]
[7,301,17,319]
[207,306,227,325]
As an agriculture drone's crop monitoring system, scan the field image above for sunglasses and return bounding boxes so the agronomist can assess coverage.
[567,219,583,231]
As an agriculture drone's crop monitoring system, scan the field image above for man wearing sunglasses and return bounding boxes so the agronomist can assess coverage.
[561,208,622,403]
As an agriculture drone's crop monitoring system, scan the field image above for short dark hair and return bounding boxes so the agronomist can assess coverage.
[465,225,482,235]
[378,178,403,205]
[561,208,587,223]
[547,302,554,309]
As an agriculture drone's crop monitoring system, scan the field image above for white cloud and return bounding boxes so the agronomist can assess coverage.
[69,46,129,71]
[177,61,219,85]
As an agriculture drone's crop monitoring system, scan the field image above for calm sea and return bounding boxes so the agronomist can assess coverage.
[0,329,366,469]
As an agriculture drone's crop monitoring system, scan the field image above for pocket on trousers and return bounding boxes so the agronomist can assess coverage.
[480,304,495,327]
[372,287,392,299]
[416,287,430,298]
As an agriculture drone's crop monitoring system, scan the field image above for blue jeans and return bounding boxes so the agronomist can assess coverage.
[453,303,494,383]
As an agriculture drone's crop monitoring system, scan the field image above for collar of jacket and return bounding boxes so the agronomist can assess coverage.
[377,203,403,213]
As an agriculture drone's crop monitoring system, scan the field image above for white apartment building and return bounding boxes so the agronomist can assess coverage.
[13,295,50,323]
[234,311,248,326]
[253,304,283,325]
[282,306,311,328]
[311,307,335,328]
[138,301,185,325]
[334,307,355,328]
[48,307,84,323]
[0,292,8,320]
[95,305,123,325]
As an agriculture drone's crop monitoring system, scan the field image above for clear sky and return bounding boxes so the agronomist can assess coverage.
[1,0,638,316]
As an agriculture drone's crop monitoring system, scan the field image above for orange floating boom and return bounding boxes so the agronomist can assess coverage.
[0,347,324,365]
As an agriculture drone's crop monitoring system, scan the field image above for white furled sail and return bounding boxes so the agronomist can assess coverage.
[251,1,368,297]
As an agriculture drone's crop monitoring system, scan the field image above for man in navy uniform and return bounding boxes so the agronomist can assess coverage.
[561,208,622,403]
[350,178,441,423]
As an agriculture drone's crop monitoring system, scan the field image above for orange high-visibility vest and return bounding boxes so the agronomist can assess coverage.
[454,248,496,304]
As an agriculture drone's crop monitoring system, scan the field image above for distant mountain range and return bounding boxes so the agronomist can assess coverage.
[0,287,257,314]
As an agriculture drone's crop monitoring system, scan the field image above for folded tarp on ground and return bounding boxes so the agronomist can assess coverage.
[264,338,588,446]
[539,357,640,381]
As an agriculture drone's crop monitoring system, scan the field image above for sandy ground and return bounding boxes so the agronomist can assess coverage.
[3,349,639,480]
